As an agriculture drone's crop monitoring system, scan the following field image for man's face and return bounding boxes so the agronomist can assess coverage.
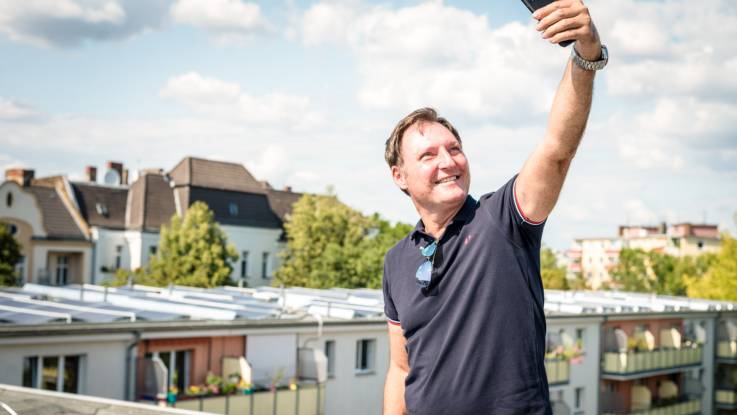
[392,121,470,210]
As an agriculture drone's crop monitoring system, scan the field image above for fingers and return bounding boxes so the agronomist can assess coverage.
[536,4,580,32]
[541,17,583,40]
[533,0,574,21]
[546,27,585,45]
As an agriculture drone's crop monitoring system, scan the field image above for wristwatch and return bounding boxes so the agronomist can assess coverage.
[571,44,608,71]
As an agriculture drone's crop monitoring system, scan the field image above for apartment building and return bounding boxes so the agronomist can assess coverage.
[0,157,305,288]
[2,284,736,414]
[567,224,722,289]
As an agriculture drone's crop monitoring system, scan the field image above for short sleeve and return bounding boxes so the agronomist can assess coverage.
[480,174,546,250]
[382,254,401,326]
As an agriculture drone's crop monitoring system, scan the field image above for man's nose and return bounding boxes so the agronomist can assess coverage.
[438,148,456,169]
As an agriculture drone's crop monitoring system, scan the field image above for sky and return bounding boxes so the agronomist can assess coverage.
[1,0,736,250]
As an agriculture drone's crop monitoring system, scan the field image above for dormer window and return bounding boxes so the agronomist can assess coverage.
[6,192,12,207]
[229,202,238,216]
[95,203,109,217]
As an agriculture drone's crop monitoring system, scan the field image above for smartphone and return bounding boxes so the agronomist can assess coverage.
[521,0,574,47]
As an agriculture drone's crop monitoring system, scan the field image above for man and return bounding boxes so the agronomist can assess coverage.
[381,1,607,414]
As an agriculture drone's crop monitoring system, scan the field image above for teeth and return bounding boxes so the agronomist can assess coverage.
[436,176,458,184]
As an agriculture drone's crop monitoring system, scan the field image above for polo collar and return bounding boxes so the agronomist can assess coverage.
[411,195,477,242]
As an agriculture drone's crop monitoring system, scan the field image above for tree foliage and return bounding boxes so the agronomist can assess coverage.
[0,222,22,286]
[610,247,717,296]
[113,202,238,288]
[540,247,569,290]
[686,233,737,301]
[274,194,412,289]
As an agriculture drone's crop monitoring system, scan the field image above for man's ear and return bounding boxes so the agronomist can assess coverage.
[391,165,408,192]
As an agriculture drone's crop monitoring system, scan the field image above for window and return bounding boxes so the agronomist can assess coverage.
[114,245,123,270]
[95,202,108,217]
[6,191,12,207]
[262,252,270,279]
[56,255,69,285]
[6,223,17,235]
[697,240,704,249]
[325,340,336,378]
[229,202,239,216]
[15,255,25,283]
[575,387,584,409]
[576,328,585,348]
[147,350,190,392]
[148,246,157,261]
[240,251,249,278]
[355,339,376,374]
[23,355,83,393]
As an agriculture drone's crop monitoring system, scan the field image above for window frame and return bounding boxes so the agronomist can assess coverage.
[355,338,376,375]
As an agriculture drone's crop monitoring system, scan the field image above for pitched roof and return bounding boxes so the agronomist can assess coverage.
[71,183,128,230]
[169,157,265,194]
[25,186,85,240]
[126,173,176,232]
[266,188,304,222]
[188,187,282,229]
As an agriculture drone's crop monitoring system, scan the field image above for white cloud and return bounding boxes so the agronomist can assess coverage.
[0,0,168,47]
[170,0,271,44]
[295,1,568,121]
[159,72,322,128]
[0,98,41,121]
[624,199,657,225]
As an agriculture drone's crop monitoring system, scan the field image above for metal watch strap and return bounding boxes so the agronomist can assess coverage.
[571,44,608,71]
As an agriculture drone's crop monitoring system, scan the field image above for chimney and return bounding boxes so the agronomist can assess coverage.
[85,166,97,182]
[5,168,34,187]
[107,161,123,185]
[122,168,129,185]
[283,185,292,192]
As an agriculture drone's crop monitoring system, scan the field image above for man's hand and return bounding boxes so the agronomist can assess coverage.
[533,0,601,61]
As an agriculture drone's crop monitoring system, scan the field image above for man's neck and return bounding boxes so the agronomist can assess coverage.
[416,198,465,240]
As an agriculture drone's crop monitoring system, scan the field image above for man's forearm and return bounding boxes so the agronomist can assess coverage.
[544,56,595,161]
[383,365,407,415]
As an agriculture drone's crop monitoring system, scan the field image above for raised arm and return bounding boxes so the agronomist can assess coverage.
[383,323,409,415]
[516,0,603,223]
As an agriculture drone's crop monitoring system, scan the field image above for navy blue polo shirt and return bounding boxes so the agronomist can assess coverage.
[382,175,552,414]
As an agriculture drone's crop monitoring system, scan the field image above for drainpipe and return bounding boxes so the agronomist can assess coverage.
[124,331,141,401]
[90,242,97,285]
[301,312,324,348]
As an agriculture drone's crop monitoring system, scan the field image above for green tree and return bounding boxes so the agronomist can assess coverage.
[0,222,22,286]
[686,233,737,301]
[540,247,568,290]
[274,194,412,289]
[610,248,651,292]
[115,202,238,288]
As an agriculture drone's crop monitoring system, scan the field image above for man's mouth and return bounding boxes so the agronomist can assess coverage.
[435,175,460,185]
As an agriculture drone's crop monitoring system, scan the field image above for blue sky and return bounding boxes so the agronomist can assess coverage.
[1,0,736,250]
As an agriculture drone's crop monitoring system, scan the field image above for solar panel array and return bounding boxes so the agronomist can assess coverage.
[0,283,734,326]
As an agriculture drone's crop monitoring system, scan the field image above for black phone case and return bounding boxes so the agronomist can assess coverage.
[521,0,574,47]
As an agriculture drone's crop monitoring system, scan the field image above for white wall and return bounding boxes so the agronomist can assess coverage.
[298,325,389,415]
[0,336,130,400]
[246,333,298,385]
[221,225,282,288]
[546,318,601,415]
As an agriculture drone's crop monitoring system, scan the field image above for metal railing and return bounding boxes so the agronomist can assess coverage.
[602,347,702,375]
[545,358,570,385]
[169,383,325,415]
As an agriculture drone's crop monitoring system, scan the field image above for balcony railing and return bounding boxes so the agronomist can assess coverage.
[717,341,737,359]
[545,358,570,385]
[716,390,737,406]
[602,397,701,415]
[602,347,702,376]
[165,383,325,415]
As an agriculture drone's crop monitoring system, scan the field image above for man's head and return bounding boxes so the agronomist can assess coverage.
[385,108,470,211]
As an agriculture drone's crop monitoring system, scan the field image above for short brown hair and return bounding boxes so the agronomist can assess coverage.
[384,107,462,168]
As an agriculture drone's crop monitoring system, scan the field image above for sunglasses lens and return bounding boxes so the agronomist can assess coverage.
[416,260,432,287]
[420,241,437,257]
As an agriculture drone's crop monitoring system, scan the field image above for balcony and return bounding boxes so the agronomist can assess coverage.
[170,383,325,415]
[717,341,737,361]
[545,358,570,386]
[602,347,702,380]
[602,397,701,415]
[716,389,737,409]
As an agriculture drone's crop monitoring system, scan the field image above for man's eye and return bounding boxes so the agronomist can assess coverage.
[421,153,433,160]
[449,147,461,154]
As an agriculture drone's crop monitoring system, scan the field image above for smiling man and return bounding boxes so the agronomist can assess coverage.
[381,1,607,414]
